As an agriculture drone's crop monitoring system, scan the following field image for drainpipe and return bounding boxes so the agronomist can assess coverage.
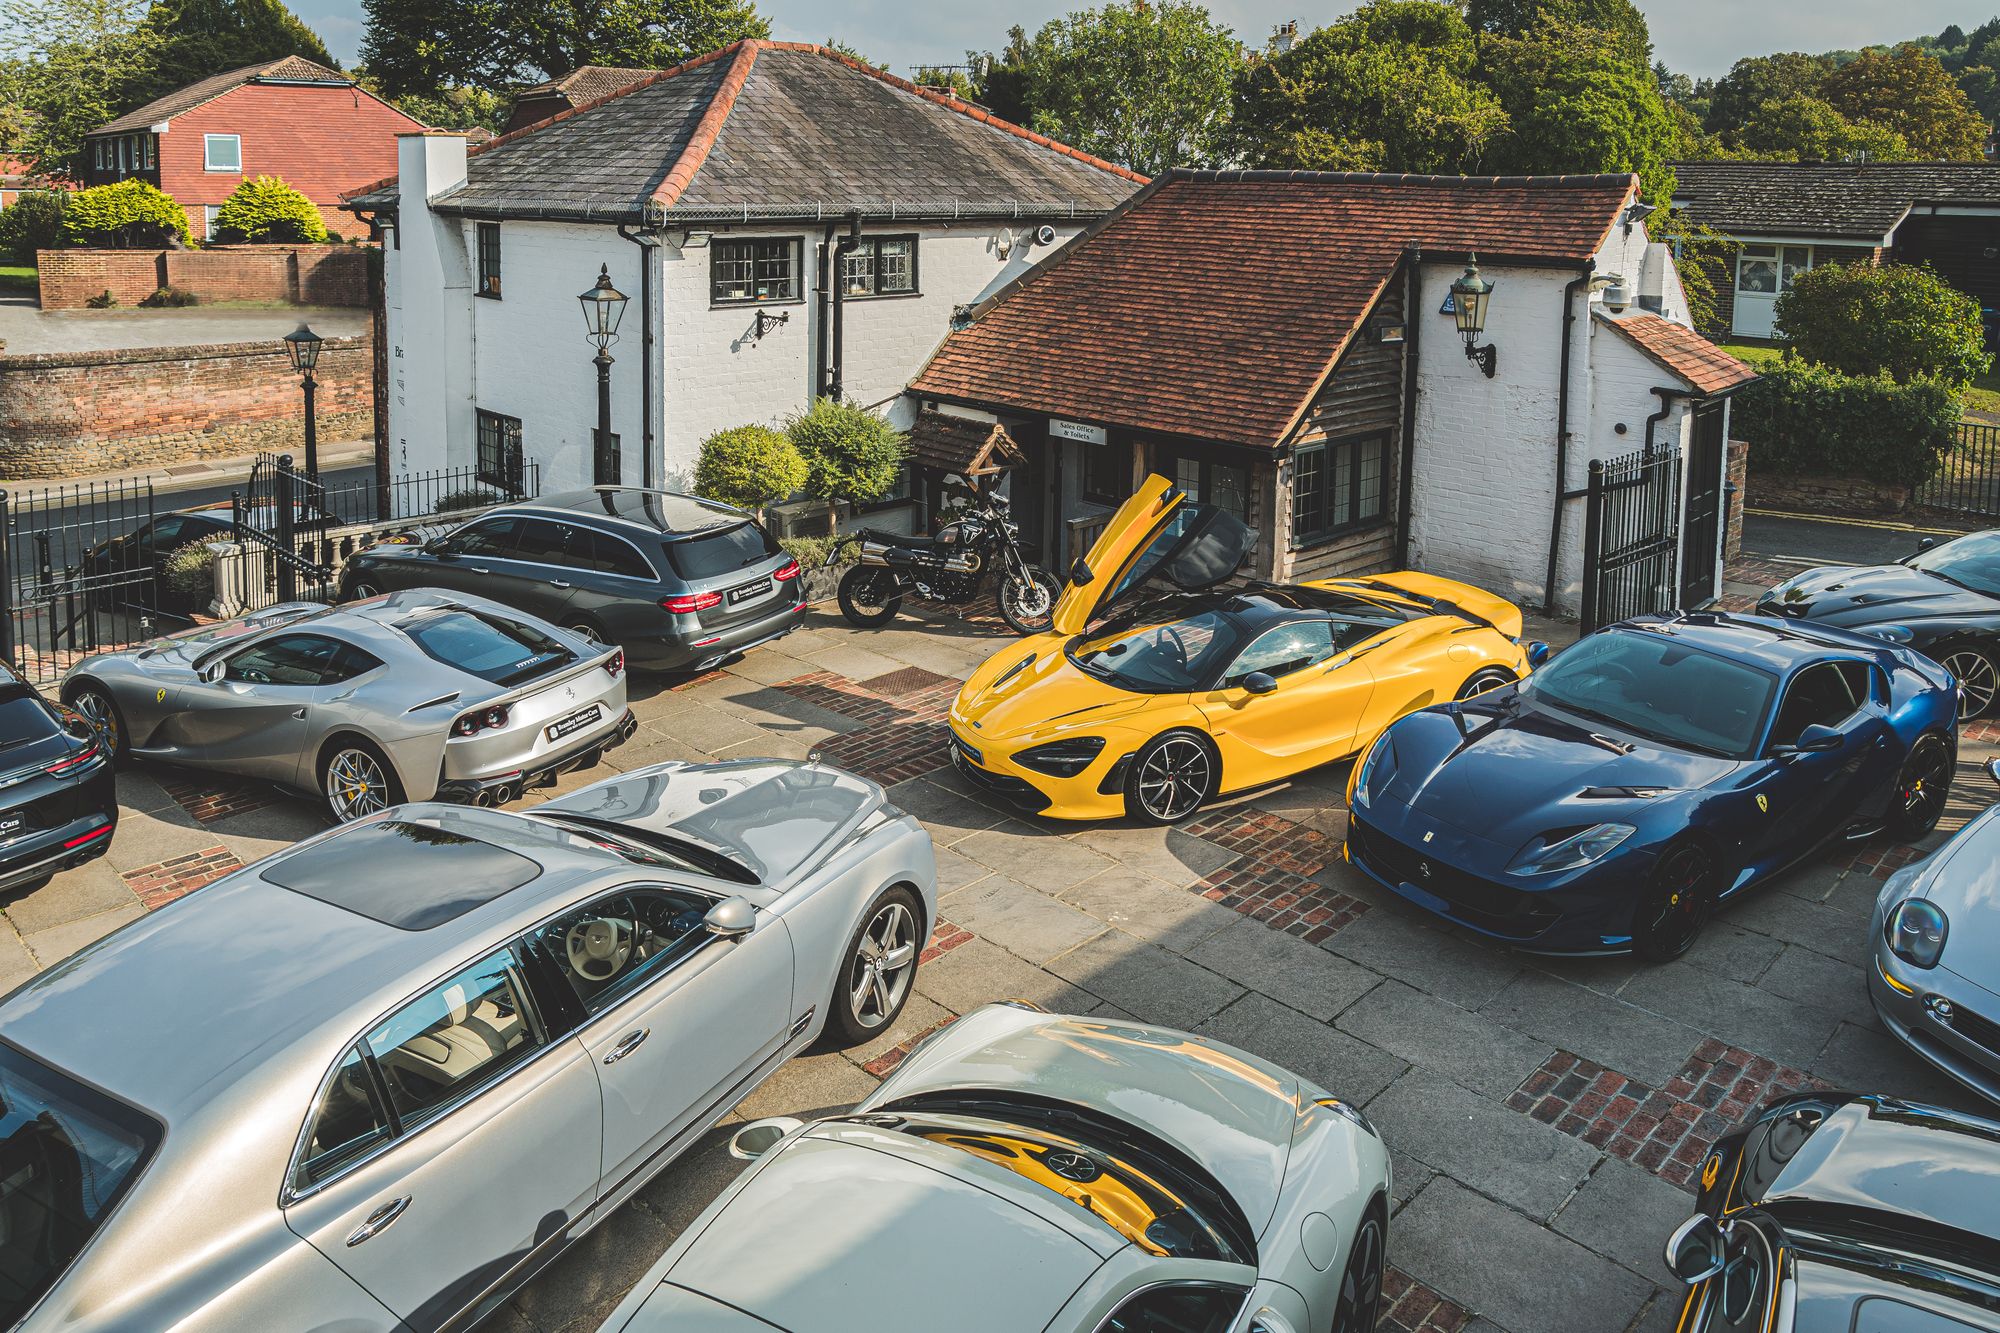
[827,214,862,402]
[813,222,836,400]
[1642,386,1683,457]
[1542,263,1593,615]
[1395,241,1421,568]
[618,221,659,488]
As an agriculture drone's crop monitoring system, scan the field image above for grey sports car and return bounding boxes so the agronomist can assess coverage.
[59,588,637,822]
[0,757,937,1332]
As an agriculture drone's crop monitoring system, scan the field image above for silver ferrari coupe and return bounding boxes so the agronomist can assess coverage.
[59,589,637,821]
[0,758,937,1332]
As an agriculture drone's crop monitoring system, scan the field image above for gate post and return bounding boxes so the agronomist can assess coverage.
[1579,460,1605,635]
[275,459,297,603]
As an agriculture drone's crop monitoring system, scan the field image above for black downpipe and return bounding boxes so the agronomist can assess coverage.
[1542,264,1593,615]
[618,223,658,488]
[814,223,836,400]
[827,214,862,402]
[1641,387,1681,457]
[1395,242,1421,568]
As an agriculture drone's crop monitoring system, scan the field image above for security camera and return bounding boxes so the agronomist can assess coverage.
[1033,224,1058,246]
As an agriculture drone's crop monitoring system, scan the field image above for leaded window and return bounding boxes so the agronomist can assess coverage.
[712,238,802,304]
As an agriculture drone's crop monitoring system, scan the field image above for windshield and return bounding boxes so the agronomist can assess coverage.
[1069,607,1250,693]
[663,523,777,582]
[1909,531,2000,598]
[402,611,574,686]
[0,1042,162,1324]
[1523,629,1778,757]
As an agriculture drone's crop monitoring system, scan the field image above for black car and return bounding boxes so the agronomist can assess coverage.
[337,487,806,672]
[0,664,116,895]
[1760,529,2000,720]
[1665,1091,2000,1331]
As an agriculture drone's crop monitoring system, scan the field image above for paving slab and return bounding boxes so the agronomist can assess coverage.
[2,859,140,936]
[1046,930,1244,1031]
[731,1049,878,1122]
[940,873,1107,965]
[21,903,144,966]
[1387,1149,1436,1212]
[1337,980,1555,1099]
[1723,885,1871,963]
[884,776,1007,845]
[929,844,992,895]
[96,801,221,871]
[915,936,1101,1016]
[1368,1068,1599,1221]
[1325,910,1522,1010]
[1194,992,1407,1108]
[1481,970,1705,1089]
[955,822,1119,893]
[1810,1021,1987,1114]
[1552,1158,1694,1285]
[1184,915,1380,1022]
[0,929,37,992]
[1758,944,1880,1032]
[650,703,773,757]
[1059,865,1240,954]
[1067,822,1240,888]
[839,992,955,1070]
[1675,921,1783,985]
[1617,964,1842,1071]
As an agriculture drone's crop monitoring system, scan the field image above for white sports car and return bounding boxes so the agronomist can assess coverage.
[602,1003,1393,1333]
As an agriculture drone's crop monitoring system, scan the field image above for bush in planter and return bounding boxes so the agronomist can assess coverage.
[1774,262,1992,387]
[436,487,500,512]
[61,179,190,249]
[211,175,328,244]
[0,189,66,264]
[162,538,218,606]
[1733,359,1961,489]
[787,398,907,532]
[694,424,808,517]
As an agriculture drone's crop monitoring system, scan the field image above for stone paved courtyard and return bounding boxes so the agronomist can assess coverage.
[3,568,1994,1333]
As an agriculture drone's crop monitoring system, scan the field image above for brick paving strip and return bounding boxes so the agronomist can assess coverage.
[120,847,245,909]
[774,670,959,785]
[1184,806,1370,941]
[157,771,286,823]
[1381,1268,1475,1332]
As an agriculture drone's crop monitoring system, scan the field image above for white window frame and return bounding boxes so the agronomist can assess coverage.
[1734,243,1813,297]
[203,133,241,173]
[203,206,221,241]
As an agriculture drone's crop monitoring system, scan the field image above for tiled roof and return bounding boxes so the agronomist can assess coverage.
[343,41,1142,221]
[1670,160,2000,240]
[910,169,1639,450]
[94,57,350,135]
[519,65,655,103]
[906,411,1025,477]
[1599,313,1759,396]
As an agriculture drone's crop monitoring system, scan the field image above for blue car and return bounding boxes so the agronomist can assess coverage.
[1344,612,1958,960]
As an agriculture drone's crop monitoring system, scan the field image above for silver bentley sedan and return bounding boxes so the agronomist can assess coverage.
[604,1004,1395,1333]
[0,758,936,1332]
[59,589,636,822]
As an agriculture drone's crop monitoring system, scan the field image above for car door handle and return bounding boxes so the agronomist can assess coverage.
[345,1195,411,1247]
[550,579,571,589]
[603,1028,650,1064]
[469,567,490,575]
[291,708,307,720]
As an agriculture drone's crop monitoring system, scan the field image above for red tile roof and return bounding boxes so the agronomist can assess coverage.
[910,169,1641,449]
[1600,313,1759,396]
[94,56,350,135]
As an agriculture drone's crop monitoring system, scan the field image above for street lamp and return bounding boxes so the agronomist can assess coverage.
[281,322,325,477]
[578,265,629,486]
[1451,256,1497,379]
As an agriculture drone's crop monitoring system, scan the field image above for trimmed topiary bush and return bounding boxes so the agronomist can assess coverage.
[0,190,67,264]
[212,175,328,244]
[1734,359,1962,489]
[694,424,808,517]
[1774,262,1992,387]
[787,398,907,531]
[61,179,189,248]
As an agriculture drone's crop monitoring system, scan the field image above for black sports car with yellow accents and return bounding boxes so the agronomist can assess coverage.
[1664,1091,2000,1331]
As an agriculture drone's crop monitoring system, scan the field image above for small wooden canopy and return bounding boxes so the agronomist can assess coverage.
[907,410,1026,478]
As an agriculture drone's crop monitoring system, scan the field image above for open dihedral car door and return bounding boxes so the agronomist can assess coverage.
[1049,475,1258,637]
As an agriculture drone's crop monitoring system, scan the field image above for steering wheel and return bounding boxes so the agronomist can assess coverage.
[565,918,632,981]
[1158,624,1192,672]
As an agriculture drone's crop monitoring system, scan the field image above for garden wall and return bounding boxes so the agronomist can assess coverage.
[0,335,371,477]
[36,244,369,310]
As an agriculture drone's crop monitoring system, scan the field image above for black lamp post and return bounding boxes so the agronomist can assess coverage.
[281,322,325,477]
[578,265,629,486]
[1451,256,1497,379]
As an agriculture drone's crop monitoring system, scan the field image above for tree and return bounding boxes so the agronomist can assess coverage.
[969,26,1032,125]
[1957,62,2000,123]
[1819,44,1989,159]
[1650,206,1731,333]
[61,177,189,246]
[1730,93,1913,161]
[1231,1,1507,173]
[382,84,507,132]
[1012,1,1240,175]
[112,0,334,111]
[0,189,67,261]
[359,0,768,98]
[1775,262,1992,387]
[1467,0,1651,69]
[1703,52,1833,133]
[787,398,906,532]
[694,425,807,517]
[212,174,327,241]
[0,0,158,173]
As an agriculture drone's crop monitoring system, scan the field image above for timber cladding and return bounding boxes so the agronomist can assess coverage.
[0,335,372,478]
[36,245,370,310]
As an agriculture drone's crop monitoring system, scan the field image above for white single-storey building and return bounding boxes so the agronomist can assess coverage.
[341,40,1143,521]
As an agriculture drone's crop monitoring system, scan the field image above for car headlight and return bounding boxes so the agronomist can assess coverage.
[1865,624,1916,644]
[1352,733,1395,809]
[1013,736,1106,777]
[1886,899,1948,969]
[1313,1095,1378,1139]
[1507,823,1636,876]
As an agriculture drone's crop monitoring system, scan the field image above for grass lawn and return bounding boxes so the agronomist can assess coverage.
[1718,340,2000,420]
[0,264,35,294]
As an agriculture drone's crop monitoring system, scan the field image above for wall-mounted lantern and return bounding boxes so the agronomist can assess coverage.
[1451,256,1497,379]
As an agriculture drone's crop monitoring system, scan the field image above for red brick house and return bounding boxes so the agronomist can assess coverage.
[82,56,424,240]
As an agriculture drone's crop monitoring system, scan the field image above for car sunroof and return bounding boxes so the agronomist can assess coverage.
[265,819,543,929]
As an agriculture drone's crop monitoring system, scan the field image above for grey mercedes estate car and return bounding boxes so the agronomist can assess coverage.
[0,758,936,1332]
[337,488,807,672]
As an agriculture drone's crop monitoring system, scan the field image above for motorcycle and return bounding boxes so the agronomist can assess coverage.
[828,489,1061,635]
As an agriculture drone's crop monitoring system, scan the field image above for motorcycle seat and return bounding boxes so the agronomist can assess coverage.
[863,528,949,549]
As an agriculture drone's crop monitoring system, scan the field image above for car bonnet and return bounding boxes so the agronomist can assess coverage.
[1903,804,2000,980]
[1764,1098,2000,1243]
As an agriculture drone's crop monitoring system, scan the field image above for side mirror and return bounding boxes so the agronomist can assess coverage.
[728,1116,804,1161]
[704,895,756,940]
[1986,758,2000,788]
[1068,557,1093,586]
[1918,536,1936,554]
[1794,722,1844,752]
[1242,671,1278,695]
[1664,1215,1729,1285]
[1525,641,1552,670]
[423,540,452,557]
[201,659,226,684]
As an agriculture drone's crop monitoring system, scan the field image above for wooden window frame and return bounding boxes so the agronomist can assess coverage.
[476,223,502,299]
[1290,430,1390,550]
[710,237,805,306]
[838,234,921,299]
[476,409,524,492]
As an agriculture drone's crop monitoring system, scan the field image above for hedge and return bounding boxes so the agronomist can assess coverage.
[61,179,189,248]
[1773,261,1991,387]
[1733,359,1961,489]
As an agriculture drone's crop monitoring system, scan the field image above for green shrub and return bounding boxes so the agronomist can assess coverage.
[162,539,217,601]
[786,398,907,529]
[694,424,808,516]
[1734,359,1962,489]
[1774,262,1992,387]
[61,179,190,248]
[779,535,839,569]
[83,289,116,308]
[0,190,67,264]
[436,487,499,512]
[211,175,328,244]
[138,285,198,308]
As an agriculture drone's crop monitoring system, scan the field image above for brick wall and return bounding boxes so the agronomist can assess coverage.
[0,335,371,477]
[37,244,369,310]
[1724,438,1748,559]
[1747,469,1907,517]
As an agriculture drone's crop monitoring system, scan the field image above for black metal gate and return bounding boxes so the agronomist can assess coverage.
[1680,404,1726,610]
[1580,446,1682,633]
[1,479,162,686]
[236,452,337,604]
[1916,422,2000,517]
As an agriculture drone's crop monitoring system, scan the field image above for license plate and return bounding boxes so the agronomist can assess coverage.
[546,704,603,743]
[726,577,771,606]
[0,816,22,839]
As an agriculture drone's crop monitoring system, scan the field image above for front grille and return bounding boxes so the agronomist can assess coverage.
[1947,1004,2000,1057]
[950,748,1050,812]
[1348,816,1558,939]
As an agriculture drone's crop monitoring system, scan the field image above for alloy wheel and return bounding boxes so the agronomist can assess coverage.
[1456,667,1516,700]
[1637,844,1713,960]
[326,748,391,822]
[349,581,384,601]
[1943,650,1997,720]
[1332,1216,1384,1333]
[848,900,917,1029]
[1137,737,1211,821]
[566,621,602,644]
[72,691,119,754]
[1898,735,1952,828]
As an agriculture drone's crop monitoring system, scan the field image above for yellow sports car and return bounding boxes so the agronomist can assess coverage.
[946,475,1546,824]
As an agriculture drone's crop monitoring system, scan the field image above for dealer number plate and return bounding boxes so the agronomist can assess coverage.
[726,577,771,606]
[546,704,603,743]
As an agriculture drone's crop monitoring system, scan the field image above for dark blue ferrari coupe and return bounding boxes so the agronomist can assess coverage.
[1344,611,1959,960]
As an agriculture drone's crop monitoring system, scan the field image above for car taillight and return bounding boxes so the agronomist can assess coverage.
[45,740,101,777]
[774,559,802,582]
[662,591,722,614]
[607,649,625,678]
[452,704,511,737]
